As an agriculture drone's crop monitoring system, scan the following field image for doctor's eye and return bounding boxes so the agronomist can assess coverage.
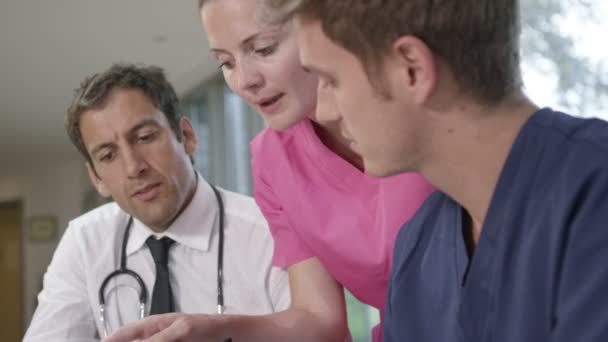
[219,61,234,70]
[99,151,115,163]
[137,131,158,143]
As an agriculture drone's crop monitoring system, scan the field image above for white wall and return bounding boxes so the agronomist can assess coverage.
[0,158,89,329]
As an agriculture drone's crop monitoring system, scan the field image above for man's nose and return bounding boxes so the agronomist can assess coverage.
[123,147,148,178]
[315,82,341,124]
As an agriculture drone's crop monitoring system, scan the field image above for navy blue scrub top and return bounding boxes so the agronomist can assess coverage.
[384,108,608,342]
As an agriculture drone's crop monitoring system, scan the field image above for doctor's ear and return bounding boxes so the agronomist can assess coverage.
[86,162,111,198]
[179,116,198,156]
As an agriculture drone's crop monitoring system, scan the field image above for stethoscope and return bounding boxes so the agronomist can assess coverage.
[97,183,226,338]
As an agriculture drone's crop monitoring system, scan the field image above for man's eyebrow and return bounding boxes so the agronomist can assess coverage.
[89,119,160,157]
[129,119,161,134]
[302,64,336,79]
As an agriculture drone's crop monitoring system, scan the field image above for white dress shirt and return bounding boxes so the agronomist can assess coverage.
[24,176,290,341]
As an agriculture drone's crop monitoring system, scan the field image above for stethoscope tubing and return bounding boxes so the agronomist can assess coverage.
[98,183,225,338]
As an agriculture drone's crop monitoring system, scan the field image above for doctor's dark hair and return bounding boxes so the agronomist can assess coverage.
[262,0,522,104]
[65,63,182,166]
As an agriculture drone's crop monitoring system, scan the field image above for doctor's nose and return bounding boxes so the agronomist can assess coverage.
[123,148,148,178]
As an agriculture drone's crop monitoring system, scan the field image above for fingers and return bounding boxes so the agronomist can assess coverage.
[102,313,180,342]
[143,314,213,342]
[144,318,192,342]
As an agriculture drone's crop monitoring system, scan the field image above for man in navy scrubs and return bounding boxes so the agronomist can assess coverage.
[262,0,608,341]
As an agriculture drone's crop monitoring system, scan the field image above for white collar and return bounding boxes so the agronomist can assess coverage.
[126,173,219,256]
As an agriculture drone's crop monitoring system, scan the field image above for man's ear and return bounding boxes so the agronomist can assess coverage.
[179,116,198,156]
[86,163,111,198]
[391,35,437,104]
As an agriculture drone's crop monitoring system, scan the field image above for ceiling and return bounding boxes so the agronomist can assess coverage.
[0,0,219,174]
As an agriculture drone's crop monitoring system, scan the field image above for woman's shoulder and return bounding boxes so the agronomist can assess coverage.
[250,120,311,155]
[250,120,314,170]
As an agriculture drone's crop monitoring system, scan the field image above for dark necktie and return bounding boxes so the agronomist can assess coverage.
[146,236,175,315]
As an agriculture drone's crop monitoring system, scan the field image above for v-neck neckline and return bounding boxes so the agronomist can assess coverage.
[451,109,547,340]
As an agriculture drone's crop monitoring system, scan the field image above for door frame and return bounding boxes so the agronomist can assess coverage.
[0,199,25,338]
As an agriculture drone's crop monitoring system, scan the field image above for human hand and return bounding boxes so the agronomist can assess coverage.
[102,313,229,342]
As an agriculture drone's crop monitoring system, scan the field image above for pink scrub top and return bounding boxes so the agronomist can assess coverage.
[251,118,435,341]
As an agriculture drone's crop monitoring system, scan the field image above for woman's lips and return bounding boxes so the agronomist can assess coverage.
[258,93,285,114]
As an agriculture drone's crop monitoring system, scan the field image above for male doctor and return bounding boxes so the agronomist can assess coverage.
[24,63,290,341]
